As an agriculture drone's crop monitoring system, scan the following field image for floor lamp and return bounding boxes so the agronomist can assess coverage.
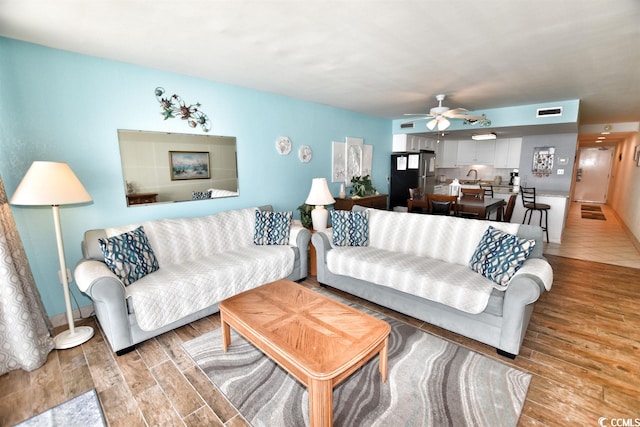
[10,161,95,349]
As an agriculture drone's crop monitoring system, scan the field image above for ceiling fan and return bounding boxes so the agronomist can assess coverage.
[403,94,490,131]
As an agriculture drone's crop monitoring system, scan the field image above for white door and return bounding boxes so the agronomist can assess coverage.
[573,147,613,203]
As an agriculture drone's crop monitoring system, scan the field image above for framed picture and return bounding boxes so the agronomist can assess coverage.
[169,151,210,180]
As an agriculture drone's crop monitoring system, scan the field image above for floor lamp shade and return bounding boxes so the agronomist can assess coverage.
[305,178,336,231]
[10,161,94,349]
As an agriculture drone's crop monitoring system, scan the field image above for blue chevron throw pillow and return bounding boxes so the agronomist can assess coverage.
[253,211,292,245]
[331,210,369,247]
[469,226,535,286]
[98,226,160,286]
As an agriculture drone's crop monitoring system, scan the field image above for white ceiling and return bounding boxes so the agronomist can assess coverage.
[1,1,639,140]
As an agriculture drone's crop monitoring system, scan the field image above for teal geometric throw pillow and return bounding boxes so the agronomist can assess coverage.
[253,211,292,245]
[98,226,160,286]
[330,210,369,247]
[469,226,535,287]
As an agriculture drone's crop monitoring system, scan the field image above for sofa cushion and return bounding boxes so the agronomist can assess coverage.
[253,211,292,245]
[469,226,535,287]
[105,208,259,266]
[326,246,496,314]
[125,245,294,330]
[330,210,369,247]
[367,209,521,267]
[98,226,160,286]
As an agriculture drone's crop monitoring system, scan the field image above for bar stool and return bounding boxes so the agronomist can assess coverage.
[520,187,550,242]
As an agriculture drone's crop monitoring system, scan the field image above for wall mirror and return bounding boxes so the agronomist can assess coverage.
[117,129,239,206]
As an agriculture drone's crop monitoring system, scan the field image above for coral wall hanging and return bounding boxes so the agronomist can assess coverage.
[155,87,211,132]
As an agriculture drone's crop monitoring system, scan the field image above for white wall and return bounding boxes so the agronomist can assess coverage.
[608,133,640,244]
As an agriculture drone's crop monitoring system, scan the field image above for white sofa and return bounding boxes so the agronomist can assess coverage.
[312,208,553,358]
[75,206,310,354]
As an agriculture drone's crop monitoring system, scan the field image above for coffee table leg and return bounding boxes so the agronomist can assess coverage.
[221,313,231,352]
[308,378,332,427]
[379,336,389,383]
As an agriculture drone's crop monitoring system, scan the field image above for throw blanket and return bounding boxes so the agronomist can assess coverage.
[126,246,293,331]
[326,210,523,314]
[103,207,296,331]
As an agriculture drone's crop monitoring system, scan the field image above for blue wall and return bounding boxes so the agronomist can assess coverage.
[0,37,392,317]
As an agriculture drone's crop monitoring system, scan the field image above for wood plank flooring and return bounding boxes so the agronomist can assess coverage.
[1,255,639,426]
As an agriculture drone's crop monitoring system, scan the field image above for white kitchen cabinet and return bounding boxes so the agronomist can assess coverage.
[456,140,495,165]
[393,134,438,152]
[494,138,522,169]
[436,140,458,168]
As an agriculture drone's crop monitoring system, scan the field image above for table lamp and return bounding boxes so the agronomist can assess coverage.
[10,161,94,349]
[305,178,335,231]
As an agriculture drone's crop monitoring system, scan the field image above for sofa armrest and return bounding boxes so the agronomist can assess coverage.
[290,224,310,248]
[74,259,133,351]
[311,230,333,282]
[499,272,544,355]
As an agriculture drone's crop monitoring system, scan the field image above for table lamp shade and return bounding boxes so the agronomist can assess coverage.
[305,178,335,231]
[10,161,92,206]
[305,178,335,206]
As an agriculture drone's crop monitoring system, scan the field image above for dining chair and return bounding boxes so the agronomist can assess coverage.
[480,184,494,198]
[502,194,517,222]
[520,187,550,242]
[426,194,459,216]
[460,188,485,199]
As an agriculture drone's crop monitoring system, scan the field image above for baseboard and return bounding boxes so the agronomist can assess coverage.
[49,304,95,328]
[612,208,640,253]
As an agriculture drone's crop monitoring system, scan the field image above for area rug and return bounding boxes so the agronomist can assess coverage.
[581,204,606,220]
[15,389,106,427]
[183,292,531,427]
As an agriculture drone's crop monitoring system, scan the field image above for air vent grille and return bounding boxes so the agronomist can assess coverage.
[536,107,563,117]
[400,122,415,129]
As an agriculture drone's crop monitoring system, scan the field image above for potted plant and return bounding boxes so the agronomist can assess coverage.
[350,175,376,198]
[297,203,313,229]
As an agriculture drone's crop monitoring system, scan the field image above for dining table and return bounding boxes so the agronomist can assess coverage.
[457,197,506,221]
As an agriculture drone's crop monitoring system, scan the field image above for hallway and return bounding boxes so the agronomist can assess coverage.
[543,201,640,269]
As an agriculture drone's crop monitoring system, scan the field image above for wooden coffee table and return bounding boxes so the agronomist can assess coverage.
[219,279,390,427]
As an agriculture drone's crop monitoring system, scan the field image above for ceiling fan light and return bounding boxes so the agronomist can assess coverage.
[426,119,437,130]
[438,118,450,131]
[471,133,497,141]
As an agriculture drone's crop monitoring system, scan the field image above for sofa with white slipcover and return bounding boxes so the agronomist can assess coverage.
[74,206,310,354]
[312,207,553,358]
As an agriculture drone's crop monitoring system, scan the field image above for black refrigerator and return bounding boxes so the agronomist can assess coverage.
[389,150,436,210]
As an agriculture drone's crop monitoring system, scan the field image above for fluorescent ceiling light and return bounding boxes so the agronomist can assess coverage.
[471,133,497,141]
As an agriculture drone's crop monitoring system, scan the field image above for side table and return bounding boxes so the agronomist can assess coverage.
[308,227,330,276]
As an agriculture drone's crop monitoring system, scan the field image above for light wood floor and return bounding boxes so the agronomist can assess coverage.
[1,204,639,426]
[1,259,638,426]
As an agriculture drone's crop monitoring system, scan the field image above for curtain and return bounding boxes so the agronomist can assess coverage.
[0,175,54,374]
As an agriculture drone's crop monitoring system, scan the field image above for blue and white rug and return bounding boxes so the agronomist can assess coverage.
[15,389,105,427]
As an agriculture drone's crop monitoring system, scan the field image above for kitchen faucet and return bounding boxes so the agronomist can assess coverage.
[466,169,478,183]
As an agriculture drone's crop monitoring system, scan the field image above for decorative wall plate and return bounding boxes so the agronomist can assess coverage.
[299,145,312,163]
[276,136,292,155]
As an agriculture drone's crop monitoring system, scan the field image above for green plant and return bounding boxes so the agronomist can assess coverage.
[350,175,376,197]
[297,203,313,228]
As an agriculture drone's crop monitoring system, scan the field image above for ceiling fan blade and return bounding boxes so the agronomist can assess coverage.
[401,117,431,124]
[403,113,432,117]
[449,114,487,121]
[444,108,468,116]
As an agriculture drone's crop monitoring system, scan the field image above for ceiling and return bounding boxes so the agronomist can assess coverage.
[1,1,639,144]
